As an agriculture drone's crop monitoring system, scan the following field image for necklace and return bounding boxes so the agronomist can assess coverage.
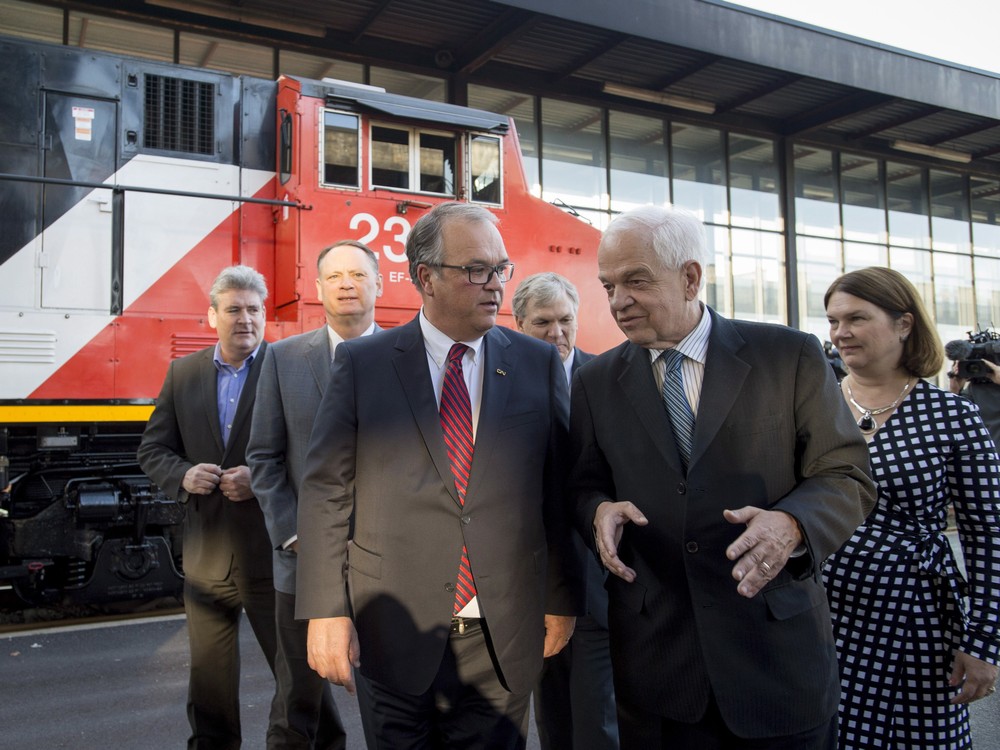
[843,377,913,435]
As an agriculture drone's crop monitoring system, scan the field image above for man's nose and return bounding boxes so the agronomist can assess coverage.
[483,271,504,292]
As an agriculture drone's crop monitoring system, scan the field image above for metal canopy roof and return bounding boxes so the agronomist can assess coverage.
[52,0,1000,176]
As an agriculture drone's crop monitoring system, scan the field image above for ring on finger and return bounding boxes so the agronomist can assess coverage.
[759,561,772,575]
[988,686,997,696]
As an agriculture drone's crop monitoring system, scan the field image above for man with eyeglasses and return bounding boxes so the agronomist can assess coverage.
[296,202,583,750]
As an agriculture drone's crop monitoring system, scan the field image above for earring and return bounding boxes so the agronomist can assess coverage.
[900,335,908,343]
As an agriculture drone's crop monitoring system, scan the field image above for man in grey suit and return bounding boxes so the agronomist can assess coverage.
[571,205,876,749]
[296,202,583,750]
[513,272,618,750]
[138,265,279,750]
[248,241,382,749]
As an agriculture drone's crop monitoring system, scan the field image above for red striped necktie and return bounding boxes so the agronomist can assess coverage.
[440,343,476,612]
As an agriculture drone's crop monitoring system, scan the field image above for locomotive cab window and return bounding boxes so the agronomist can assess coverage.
[371,124,456,196]
[322,111,361,188]
[470,134,502,205]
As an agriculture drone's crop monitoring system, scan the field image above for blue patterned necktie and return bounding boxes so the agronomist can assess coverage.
[660,348,695,469]
[440,343,476,612]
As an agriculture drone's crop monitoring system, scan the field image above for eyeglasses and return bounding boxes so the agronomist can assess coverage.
[432,262,515,284]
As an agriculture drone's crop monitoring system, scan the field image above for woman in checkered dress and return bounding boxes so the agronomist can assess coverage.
[823,267,1000,749]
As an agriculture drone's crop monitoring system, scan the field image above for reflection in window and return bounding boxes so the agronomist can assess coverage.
[887,163,930,249]
[933,252,974,327]
[844,242,887,271]
[974,256,1000,329]
[729,134,779,231]
[672,124,726,224]
[322,112,360,187]
[371,126,410,189]
[841,155,885,243]
[731,229,784,322]
[540,98,606,211]
[470,135,502,204]
[972,177,1000,257]
[610,111,667,212]
[469,85,537,196]
[418,133,455,194]
[703,226,730,316]
[889,247,933,310]
[796,236,841,338]
[794,148,838,238]
[930,170,970,253]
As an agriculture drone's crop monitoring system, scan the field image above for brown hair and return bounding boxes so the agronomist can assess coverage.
[824,266,943,378]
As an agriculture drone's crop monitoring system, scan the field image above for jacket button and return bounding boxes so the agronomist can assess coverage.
[445,583,455,593]
[461,515,471,525]
[677,482,687,494]
[686,541,699,553]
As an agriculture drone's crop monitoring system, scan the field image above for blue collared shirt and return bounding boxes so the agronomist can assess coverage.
[213,342,262,447]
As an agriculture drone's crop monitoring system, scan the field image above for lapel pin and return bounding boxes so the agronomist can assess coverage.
[496,368,507,376]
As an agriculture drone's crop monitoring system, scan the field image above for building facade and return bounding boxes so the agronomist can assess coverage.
[4,0,1000,371]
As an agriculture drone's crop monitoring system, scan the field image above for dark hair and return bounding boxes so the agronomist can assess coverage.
[316,240,379,274]
[824,266,943,378]
[405,202,499,288]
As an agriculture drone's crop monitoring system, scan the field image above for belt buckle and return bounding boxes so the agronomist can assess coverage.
[451,616,476,635]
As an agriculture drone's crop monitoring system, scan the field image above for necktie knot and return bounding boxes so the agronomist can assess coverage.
[660,347,685,373]
[447,343,468,366]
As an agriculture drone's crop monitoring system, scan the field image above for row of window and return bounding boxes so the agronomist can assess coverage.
[7,0,1000,375]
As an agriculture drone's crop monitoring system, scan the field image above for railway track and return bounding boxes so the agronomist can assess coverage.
[0,590,183,633]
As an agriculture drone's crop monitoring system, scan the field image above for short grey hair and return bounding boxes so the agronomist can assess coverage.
[601,205,710,281]
[209,265,268,308]
[511,272,580,320]
[406,202,499,288]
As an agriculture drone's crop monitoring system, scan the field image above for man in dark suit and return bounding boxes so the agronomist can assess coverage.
[296,202,583,750]
[513,272,618,750]
[138,265,279,750]
[571,205,876,749]
[248,241,382,749]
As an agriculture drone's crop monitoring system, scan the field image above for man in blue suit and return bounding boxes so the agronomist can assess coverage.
[296,202,584,750]
[248,241,382,749]
[513,272,618,750]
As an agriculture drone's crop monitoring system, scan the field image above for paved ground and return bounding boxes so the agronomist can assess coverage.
[0,531,995,748]
[0,614,541,749]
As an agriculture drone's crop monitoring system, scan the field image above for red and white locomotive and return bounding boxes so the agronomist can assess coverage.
[0,35,616,605]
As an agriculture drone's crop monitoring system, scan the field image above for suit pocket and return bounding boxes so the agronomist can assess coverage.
[608,575,646,614]
[348,542,382,580]
[499,410,539,432]
[763,579,825,621]
[727,412,783,437]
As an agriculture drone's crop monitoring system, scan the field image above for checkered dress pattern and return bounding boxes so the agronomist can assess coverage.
[823,381,1000,749]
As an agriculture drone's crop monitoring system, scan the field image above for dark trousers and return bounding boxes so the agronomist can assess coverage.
[533,613,619,750]
[184,566,279,750]
[355,620,531,750]
[617,691,837,750]
[268,589,347,750]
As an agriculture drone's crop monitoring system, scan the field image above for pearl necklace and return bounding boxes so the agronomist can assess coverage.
[843,377,913,435]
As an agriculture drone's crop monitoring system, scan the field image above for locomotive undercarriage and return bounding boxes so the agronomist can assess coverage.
[0,422,184,606]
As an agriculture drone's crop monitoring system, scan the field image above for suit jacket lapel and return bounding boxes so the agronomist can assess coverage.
[305,327,332,395]
[199,349,225,455]
[689,310,749,467]
[617,343,684,473]
[392,319,460,504]
[465,327,514,504]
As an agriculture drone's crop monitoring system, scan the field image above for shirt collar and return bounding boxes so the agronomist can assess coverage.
[327,320,377,356]
[647,303,711,366]
[419,308,485,366]
[212,341,262,372]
